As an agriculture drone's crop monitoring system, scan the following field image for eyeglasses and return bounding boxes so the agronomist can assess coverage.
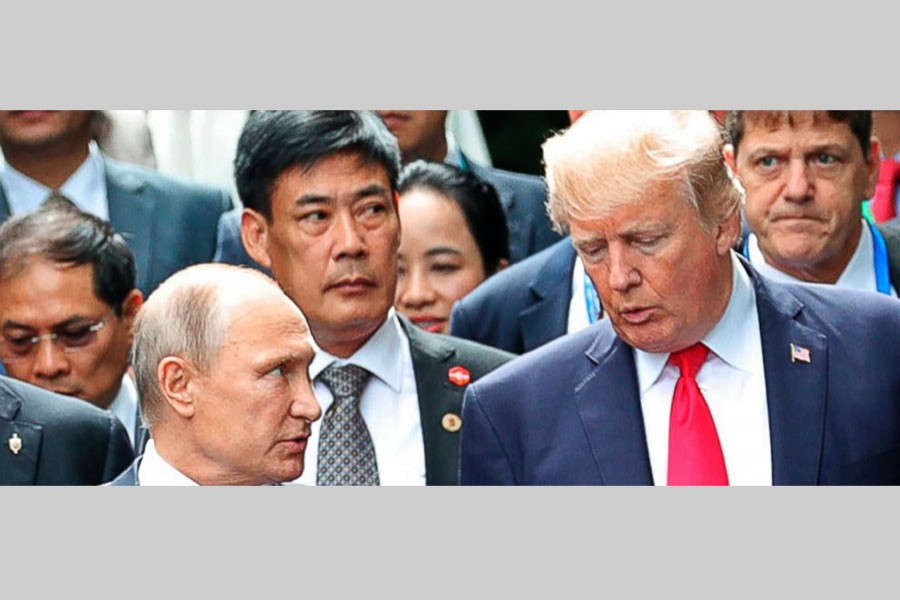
[0,309,117,363]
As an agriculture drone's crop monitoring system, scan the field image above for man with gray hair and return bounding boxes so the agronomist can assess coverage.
[110,264,321,486]
[460,110,900,486]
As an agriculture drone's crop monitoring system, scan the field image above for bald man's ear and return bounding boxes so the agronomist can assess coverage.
[242,208,273,269]
[158,356,195,420]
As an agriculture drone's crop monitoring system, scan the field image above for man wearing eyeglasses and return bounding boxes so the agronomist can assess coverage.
[0,198,144,450]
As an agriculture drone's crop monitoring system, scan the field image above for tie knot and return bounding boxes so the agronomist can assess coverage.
[319,364,371,400]
[44,191,75,207]
[668,343,709,379]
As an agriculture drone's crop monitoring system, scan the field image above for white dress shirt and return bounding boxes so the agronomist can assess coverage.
[107,374,140,449]
[0,141,109,220]
[137,440,199,486]
[747,220,897,297]
[293,309,426,486]
[634,252,772,486]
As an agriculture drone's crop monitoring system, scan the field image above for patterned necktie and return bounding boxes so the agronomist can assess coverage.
[316,364,380,486]
[667,343,729,486]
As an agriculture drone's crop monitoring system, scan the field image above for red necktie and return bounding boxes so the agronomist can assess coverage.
[667,343,729,486]
[871,159,900,223]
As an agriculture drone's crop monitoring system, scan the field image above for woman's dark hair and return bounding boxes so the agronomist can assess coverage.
[398,161,509,275]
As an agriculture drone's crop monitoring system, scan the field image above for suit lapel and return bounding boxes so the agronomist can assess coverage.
[751,273,828,485]
[401,318,463,486]
[521,242,577,350]
[574,328,654,485]
[0,384,42,485]
[104,159,155,292]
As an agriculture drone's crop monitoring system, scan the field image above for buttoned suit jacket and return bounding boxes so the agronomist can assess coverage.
[0,157,232,294]
[460,262,900,485]
[450,238,576,355]
[0,376,134,485]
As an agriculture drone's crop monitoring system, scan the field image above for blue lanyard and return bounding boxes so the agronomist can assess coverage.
[584,276,602,324]
[869,219,892,295]
[742,221,892,296]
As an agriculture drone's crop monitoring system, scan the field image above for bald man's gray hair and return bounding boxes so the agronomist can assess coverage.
[543,110,742,234]
[132,264,279,427]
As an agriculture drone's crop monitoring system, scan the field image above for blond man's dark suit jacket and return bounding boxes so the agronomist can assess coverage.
[0,157,232,294]
[0,376,134,485]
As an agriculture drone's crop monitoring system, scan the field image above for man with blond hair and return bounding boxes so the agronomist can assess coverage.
[459,110,900,486]
[110,264,321,486]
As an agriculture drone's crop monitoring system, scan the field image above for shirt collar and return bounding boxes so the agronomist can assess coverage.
[634,251,760,394]
[0,141,108,218]
[137,439,199,486]
[747,219,875,291]
[444,131,468,170]
[309,308,406,393]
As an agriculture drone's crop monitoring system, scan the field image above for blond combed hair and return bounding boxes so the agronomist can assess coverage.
[543,111,742,234]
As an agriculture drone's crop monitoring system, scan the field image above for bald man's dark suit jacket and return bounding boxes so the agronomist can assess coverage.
[0,157,232,294]
[460,262,900,485]
[0,376,134,485]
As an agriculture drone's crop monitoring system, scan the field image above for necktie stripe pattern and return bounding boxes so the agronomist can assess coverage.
[667,343,729,486]
[316,364,380,486]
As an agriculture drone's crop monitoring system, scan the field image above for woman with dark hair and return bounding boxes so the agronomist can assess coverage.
[396,160,510,334]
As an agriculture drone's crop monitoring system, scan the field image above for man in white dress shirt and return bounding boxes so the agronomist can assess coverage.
[0,198,144,449]
[724,110,900,296]
[110,264,321,486]
[460,110,900,485]
[236,111,511,486]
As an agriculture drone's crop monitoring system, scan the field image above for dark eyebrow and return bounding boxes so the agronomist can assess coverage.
[2,316,95,332]
[425,246,463,258]
[295,194,330,207]
[354,184,391,201]
[294,184,391,207]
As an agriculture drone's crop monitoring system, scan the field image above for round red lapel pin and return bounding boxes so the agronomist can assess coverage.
[447,366,471,386]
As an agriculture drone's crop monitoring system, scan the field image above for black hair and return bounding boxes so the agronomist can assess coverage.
[234,111,402,220]
[0,197,136,314]
[398,160,509,275]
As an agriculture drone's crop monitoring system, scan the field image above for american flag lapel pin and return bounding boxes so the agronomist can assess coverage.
[790,343,811,364]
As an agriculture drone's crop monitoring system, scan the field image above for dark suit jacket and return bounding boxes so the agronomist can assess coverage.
[0,376,134,485]
[400,316,513,485]
[875,221,900,290]
[450,238,576,354]
[107,457,140,486]
[212,207,269,272]
[0,157,232,294]
[460,263,900,485]
[466,160,563,264]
